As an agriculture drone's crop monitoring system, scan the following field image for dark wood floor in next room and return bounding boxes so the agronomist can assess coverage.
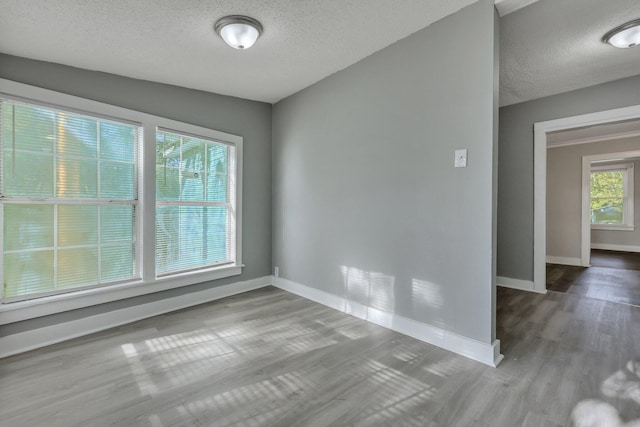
[547,249,640,307]
[1,285,640,426]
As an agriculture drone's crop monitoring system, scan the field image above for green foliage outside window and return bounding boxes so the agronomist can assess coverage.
[590,170,624,225]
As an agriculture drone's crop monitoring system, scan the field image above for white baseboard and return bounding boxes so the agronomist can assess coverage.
[546,256,584,267]
[497,276,545,294]
[272,277,502,367]
[0,275,271,359]
[591,243,640,253]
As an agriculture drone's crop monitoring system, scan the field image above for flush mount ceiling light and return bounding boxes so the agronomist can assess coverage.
[603,18,640,48]
[214,15,263,50]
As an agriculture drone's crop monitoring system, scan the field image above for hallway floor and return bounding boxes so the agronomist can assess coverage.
[547,250,640,307]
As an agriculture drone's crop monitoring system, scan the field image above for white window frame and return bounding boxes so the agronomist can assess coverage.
[590,163,634,231]
[0,79,243,324]
[155,127,237,276]
[1,99,142,303]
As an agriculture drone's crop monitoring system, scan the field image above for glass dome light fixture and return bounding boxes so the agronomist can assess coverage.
[603,18,640,48]
[214,15,263,50]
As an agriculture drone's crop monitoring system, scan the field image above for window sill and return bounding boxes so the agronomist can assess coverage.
[591,225,635,231]
[0,264,243,325]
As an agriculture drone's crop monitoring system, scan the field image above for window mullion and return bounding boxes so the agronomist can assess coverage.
[97,121,102,283]
[229,145,237,263]
[53,204,58,292]
[140,122,157,282]
[156,201,228,207]
[626,165,634,227]
[11,103,15,179]
[53,112,58,292]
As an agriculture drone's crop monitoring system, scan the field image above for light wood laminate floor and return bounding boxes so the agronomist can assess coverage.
[1,286,639,426]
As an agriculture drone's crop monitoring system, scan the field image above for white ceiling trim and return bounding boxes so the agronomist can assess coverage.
[547,129,640,149]
[494,0,541,16]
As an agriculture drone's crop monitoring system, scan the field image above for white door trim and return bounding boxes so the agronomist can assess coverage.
[533,104,640,293]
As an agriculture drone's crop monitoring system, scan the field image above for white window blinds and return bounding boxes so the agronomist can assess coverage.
[1,98,140,301]
[155,128,236,275]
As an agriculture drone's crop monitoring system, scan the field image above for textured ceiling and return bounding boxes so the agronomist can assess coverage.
[3,0,635,107]
[500,0,640,106]
[494,0,540,16]
[0,0,477,103]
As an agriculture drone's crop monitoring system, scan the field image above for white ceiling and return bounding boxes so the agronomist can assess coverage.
[0,0,478,104]
[500,0,640,106]
[1,0,638,106]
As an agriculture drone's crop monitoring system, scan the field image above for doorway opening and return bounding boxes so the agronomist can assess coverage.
[533,104,640,295]
[546,147,640,306]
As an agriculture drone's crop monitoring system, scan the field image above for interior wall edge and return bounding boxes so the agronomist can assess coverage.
[496,276,542,293]
[272,276,503,367]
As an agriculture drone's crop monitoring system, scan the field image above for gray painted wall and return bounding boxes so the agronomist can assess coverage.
[498,74,640,281]
[546,138,640,260]
[0,54,272,336]
[272,0,498,343]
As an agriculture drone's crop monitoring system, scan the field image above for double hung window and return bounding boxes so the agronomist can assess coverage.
[156,129,236,275]
[1,99,139,301]
[0,80,242,313]
[590,163,634,230]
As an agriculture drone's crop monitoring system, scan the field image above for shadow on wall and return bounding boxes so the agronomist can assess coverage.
[411,278,445,329]
[341,266,395,317]
[340,266,445,329]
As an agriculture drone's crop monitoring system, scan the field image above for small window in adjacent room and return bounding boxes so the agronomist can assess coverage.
[590,163,634,230]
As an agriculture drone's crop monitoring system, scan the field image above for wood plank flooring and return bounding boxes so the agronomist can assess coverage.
[547,250,640,306]
[1,286,640,426]
[591,249,640,271]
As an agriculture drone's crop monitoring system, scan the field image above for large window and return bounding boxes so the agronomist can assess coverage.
[1,99,139,301]
[0,80,242,314]
[590,163,634,230]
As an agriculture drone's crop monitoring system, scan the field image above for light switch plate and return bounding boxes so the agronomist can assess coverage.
[454,149,467,168]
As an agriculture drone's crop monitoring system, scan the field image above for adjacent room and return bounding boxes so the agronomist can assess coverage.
[546,120,640,306]
[1,0,639,425]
